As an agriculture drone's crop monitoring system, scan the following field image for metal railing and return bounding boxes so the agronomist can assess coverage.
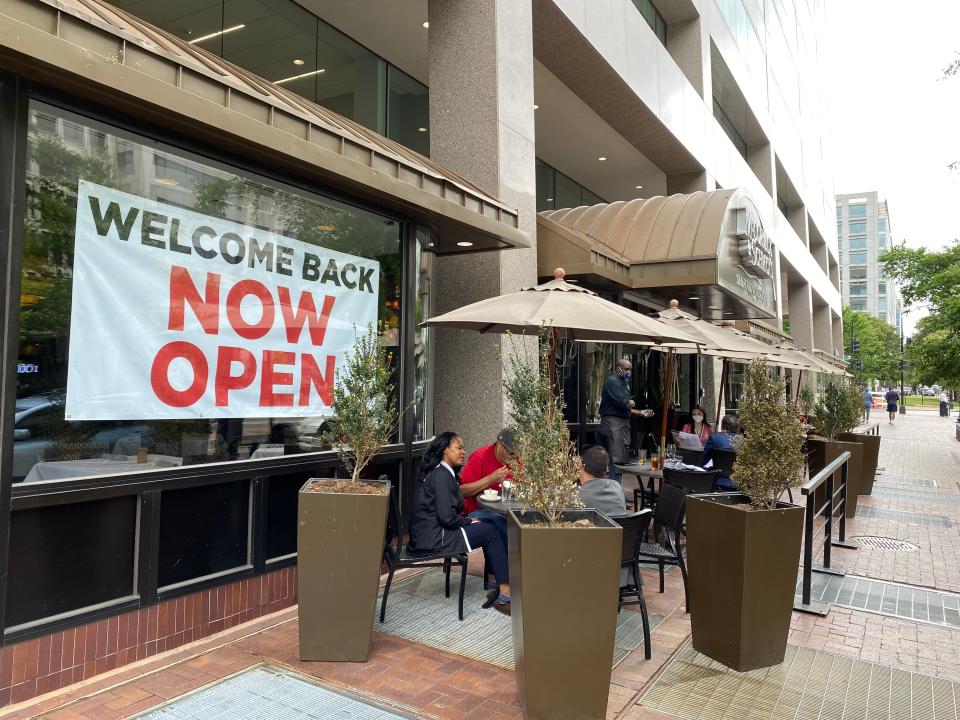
[794,450,853,615]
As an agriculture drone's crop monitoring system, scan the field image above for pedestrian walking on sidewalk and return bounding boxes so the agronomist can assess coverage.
[885,387,900,423]
[940,390,950,417]
[863,386,873,422]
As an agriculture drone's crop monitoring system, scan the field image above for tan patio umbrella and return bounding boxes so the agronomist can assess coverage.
[422,269,698,380]
[652,301,788,448]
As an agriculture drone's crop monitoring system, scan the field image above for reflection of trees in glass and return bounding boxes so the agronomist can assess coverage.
[24,132,115,273]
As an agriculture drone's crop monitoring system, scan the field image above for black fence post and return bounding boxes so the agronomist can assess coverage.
[801,495,814,607]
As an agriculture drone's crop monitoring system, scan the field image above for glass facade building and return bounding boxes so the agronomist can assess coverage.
[836,192,902,328]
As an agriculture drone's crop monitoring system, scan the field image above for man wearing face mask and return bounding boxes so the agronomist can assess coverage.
[599,359,652,465]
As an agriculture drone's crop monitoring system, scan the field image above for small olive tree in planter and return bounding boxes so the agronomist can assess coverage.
[686,359,806,671]
[809,376,865,512]
[503,337,622,720]
[298,324,396,662]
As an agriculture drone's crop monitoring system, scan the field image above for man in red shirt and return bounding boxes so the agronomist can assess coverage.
[459,428,516,549]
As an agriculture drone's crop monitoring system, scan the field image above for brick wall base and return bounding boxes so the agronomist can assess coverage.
[0,566,297,708]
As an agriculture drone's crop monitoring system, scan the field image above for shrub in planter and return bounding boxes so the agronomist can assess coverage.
[810,376,864,512]
[686,359,805,671]
[503,337,621,720]
[298,324,396,662]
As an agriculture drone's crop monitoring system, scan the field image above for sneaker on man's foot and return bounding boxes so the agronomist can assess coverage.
[493,599,511,616]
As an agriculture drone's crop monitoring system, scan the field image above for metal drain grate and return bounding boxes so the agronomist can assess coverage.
[856,505,954,528]
[376,569,659,669]
[134,665,412,719]
[795,573,960,629]
[876,475,938,488]
[850,535,921,551]
[872,486,960,507]
[641,643,960,720]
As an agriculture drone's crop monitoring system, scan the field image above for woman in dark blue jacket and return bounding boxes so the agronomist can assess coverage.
[408,432,512,615]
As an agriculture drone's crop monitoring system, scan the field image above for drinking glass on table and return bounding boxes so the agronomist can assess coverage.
[666,443,677,461]
[650,453,660,470]
[501,480,512,501]
[637,449,648,466]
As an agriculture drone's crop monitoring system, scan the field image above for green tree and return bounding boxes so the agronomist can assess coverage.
[842,306,900,385]
[882,241,960,389]
[732,359,806,510]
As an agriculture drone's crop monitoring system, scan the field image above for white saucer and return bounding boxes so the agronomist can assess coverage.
[481,494,501,502]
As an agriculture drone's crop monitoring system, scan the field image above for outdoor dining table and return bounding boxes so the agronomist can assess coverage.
[617,463,664,510]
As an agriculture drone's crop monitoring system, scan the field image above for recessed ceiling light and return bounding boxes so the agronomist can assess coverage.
[422,20,429,28]
[417,127,428,133]
[276,68,325,84]
[688,297,699,301]
[635,185,644,189]
[708,305,722,310]
[154,177,178,186]
[546,198,554,202]
[533,104,539,110]
[598,156,607,161]
[292,58,305,66]
[456,241,474,247]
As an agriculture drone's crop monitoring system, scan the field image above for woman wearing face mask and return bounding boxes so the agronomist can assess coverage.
[681,404,713,443]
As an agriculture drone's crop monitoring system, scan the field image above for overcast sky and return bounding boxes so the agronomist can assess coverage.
[826,1,960,333]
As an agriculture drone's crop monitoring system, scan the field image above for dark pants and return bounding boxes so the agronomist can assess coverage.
[941,401,949,417]
[468,508,507,545]
[463,521,509,585]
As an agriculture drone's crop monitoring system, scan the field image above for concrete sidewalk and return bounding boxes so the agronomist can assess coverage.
[2,411,958,720]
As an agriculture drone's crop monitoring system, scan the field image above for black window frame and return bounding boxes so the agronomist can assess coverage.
[0,71,433,643]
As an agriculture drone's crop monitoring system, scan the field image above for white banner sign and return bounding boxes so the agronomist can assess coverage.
[65,180,380,420]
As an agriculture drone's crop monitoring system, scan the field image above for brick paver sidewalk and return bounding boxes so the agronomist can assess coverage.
[2,410,958,720]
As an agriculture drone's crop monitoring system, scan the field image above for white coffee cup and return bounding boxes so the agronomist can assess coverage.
[483,489,500,499]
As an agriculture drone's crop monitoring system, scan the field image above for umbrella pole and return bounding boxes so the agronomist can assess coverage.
[795,369,805,403]
[716,357,728,425]
[660,349,675,451]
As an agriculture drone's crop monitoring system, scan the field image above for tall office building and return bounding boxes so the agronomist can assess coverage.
[836,191,903,330]
[0,0,841,703]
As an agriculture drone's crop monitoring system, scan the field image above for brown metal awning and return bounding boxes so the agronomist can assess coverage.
[537,188,778,320]
[0,0,528,253]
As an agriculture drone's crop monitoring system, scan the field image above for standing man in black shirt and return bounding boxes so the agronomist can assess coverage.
[599,359,651,465]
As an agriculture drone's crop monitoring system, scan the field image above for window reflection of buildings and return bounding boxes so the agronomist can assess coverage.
[16,101,407,483]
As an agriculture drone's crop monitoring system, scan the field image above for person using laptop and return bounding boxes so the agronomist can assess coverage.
[680,404,713,444]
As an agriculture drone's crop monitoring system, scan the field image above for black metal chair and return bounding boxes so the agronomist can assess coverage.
[611,510,655,660]
[710,448,737,475]
[663,467,718,494]
[636,483,690,612]
[379,486,469,623]
[677,448,705,467]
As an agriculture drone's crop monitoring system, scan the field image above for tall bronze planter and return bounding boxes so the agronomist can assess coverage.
[838,432,881,496]
[297,478,389,662]
[508,509,621,720]
[807,437,862,519]
[686,494,803,671]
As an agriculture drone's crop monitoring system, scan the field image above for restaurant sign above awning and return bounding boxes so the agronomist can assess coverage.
[537,188,778,320]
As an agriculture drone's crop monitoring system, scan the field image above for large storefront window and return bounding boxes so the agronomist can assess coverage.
[583,343,615,423]
[109,0,429,155]
[413,230,435,441]
[14,101,403,483]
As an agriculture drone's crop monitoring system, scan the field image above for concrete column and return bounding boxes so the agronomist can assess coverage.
[666,17,711,101]
[427,0,537,452]
[666,171,714,194]
[747,143,774,197]
[813,301,833,354]
[832,311,844,358]
[787,280,815,351]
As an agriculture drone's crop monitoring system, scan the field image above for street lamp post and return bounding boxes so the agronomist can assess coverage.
[899,333,910,415]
